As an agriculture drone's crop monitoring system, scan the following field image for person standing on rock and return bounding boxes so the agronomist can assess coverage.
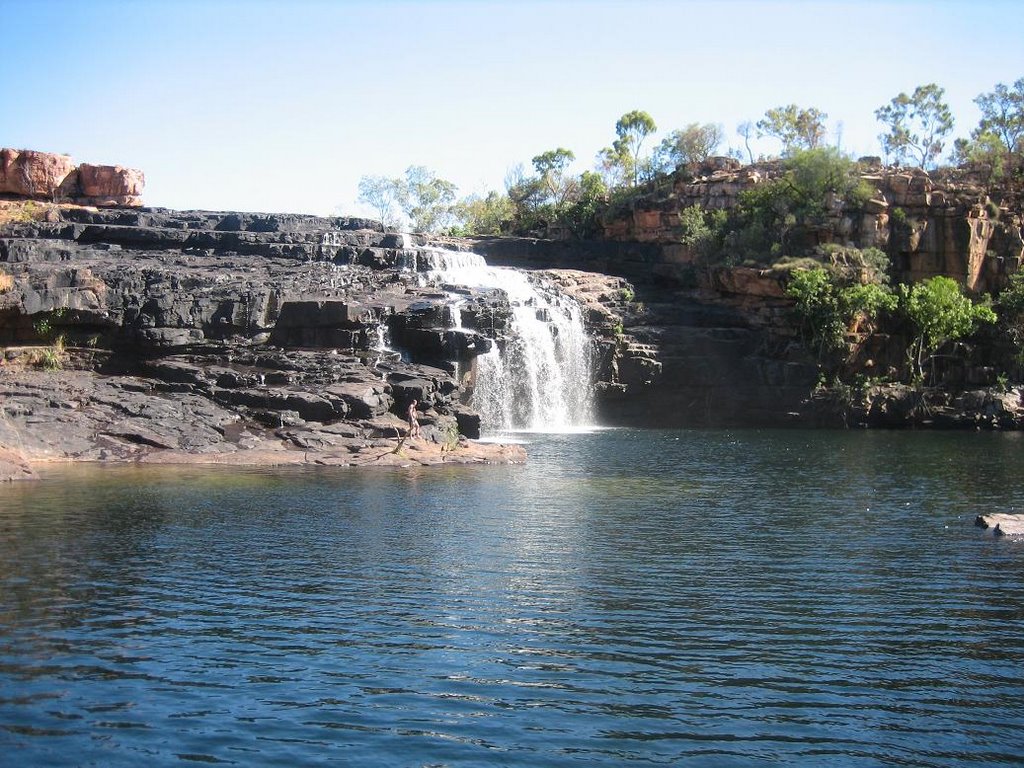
[407,399,422,439]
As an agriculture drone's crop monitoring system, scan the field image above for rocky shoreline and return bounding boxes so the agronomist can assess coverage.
[0,367,526,483]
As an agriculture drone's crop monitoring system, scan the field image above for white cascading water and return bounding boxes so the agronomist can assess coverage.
[400,247,594,434]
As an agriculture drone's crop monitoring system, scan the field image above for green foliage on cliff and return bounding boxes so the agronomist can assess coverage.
[498,157,609,238]
[452,191,515,236]
[678,204,728,263]
[789,268,998,384]
[716,148,874,262]
[786,267,896,360]
[899,277,997,381]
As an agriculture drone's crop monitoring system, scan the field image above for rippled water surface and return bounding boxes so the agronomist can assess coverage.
[2,429,1024,766]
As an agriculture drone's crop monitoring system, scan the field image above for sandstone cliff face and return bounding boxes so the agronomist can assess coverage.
[600,159,1023,294]
[0,149,145,207]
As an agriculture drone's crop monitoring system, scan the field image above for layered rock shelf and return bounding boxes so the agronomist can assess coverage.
[5,154,1024,482]
[0,206,533,479]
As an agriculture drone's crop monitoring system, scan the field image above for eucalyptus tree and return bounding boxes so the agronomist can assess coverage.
[737,120,756,163]
[357,174,403,228]
[875,84,954,168]
[606,110,657,187]
[401,166,459,233]
[973,77,1024,153]
[531,147,577,207]
[756,105,829,154]
[653,123,724,172]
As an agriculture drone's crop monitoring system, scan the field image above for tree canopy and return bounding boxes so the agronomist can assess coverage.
[973,77,1024,153]
[875,84,954,168]
[611,110,657,187]
[653,123,724,173]
[899,276,996,380]
[756,105,829,154]
[356,166,459,233]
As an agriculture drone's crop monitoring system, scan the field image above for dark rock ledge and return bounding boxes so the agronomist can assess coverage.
[0,206,529,481]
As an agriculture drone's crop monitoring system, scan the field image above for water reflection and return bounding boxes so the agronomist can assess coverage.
[2,432,1024,765]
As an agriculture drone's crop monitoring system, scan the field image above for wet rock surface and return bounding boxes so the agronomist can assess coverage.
[474,247,820,428]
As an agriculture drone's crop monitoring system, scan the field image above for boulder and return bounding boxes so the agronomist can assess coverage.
[390,377,436,407]
[975,514,1024,536]
[0,149,77,199]
[453,407,482,440]
[323,381,393,419]
[0,149,144,207]
[77,163,145,206]
[0,446,35,482]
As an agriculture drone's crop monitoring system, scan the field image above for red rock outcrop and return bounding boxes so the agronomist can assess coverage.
[77,163,145,206]
[0,149,77,199]
[600,158,1023,294]
[0,148,144,207]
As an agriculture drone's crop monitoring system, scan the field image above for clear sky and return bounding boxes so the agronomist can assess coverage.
[3,0,1022,216]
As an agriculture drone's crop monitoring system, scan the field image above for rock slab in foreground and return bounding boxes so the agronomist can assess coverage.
[975,513,1024,536]
[0,369,524,481]
[0,447,35,482]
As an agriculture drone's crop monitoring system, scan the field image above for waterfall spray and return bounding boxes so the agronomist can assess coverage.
[404,248,594,434]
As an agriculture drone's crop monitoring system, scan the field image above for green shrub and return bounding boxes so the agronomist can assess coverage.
[678,204,727,257]
[723,148,876,264]
[786,267,896,361]
[899,276,997,381]
[27,334,65,371]
[0,200,44,227]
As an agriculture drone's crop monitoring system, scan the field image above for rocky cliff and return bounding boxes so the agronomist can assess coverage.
[0,205,533,478]
[461,157,1024,431]
[600,158,1024,294]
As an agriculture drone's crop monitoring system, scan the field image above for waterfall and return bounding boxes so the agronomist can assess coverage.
[404,247,594,434]
[370,320,401,375]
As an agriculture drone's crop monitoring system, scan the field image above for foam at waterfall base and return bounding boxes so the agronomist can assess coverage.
[475,425,612,444]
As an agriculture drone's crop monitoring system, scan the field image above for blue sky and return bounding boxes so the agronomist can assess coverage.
[3,0,1022,215]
